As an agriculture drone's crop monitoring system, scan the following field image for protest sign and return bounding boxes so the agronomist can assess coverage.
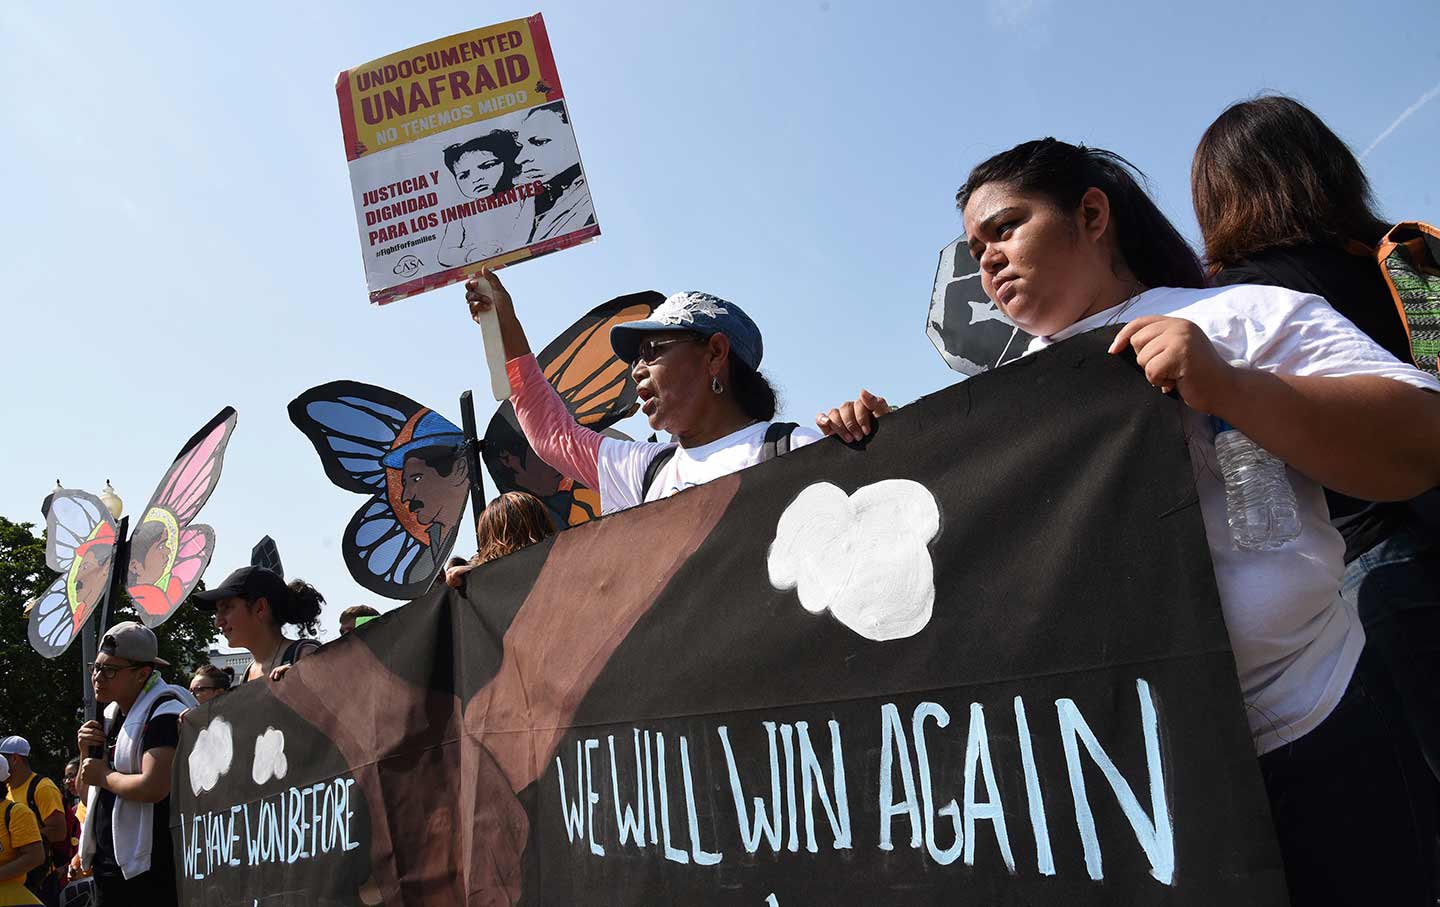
[174,329,1287,905]
[336,15,599,306]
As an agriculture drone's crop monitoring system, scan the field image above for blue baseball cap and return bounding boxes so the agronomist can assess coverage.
[380,411,465,470]
[610,291,764,371]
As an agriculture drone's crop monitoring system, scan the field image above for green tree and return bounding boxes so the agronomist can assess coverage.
[0,516,218,782]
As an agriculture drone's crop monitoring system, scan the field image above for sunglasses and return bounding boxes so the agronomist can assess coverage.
[630,336,704,365]
[89,662,145,680]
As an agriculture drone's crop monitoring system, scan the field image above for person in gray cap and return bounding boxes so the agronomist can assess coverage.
[465,269,825,514]
[74,621,194,907]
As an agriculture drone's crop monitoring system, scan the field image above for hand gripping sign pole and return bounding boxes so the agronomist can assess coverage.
[475,306,513,402]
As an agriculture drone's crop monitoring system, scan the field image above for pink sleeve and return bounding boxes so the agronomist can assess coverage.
[505,354,603,490]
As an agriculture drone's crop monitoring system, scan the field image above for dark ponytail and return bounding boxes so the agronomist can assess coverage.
[729,359,778,422]
[270,579,325,637]
[957,138,1205,290]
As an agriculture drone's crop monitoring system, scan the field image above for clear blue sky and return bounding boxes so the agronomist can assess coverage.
[3,0,1437,643]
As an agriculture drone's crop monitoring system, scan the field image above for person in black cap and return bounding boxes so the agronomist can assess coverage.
[192,567,324,683]
[465,269,826,515]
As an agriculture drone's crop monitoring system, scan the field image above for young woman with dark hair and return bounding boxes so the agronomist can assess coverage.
[192,568,326,683]
[463,270,822,514]
[828,136,1440,904]
[1193,95,1407,359]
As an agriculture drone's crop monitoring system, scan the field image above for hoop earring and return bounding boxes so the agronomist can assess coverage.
[711,376,724,395]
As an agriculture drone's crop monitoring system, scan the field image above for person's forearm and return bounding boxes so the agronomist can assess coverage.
[100,768,170,804]
[494,298,531,360]
[506,355,602,489]
[42,813,65,844]
[0,844,42,878]
[1214,370,1440,500]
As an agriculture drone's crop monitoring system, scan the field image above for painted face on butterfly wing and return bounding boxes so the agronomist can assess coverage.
[400,448,469,537]
[73,546,113,610]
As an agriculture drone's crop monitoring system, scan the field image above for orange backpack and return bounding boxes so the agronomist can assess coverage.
[1376,222,1440,377]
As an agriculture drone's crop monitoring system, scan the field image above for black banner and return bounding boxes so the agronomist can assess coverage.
[174,328,1287,905]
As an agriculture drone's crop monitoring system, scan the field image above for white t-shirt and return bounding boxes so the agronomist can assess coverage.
[1028,284,1440,754]
[596,422,823,513]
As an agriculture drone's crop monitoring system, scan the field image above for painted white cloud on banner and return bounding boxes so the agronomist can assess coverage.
[252,727,288,785]
[189,717,233,796]
[768,480,941,641]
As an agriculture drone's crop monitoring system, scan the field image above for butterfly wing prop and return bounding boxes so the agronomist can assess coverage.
[125,407,238,627]
[540,291,661,428]
[289,382,468,600]
[483,292,660,528]
[28,489,119,658]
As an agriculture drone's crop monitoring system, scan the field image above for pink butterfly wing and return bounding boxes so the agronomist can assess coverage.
[142,408,238,526]
[172,525,213,586]
[125,409,235,626]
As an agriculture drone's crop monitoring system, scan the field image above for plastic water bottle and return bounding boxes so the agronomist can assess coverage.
[1212,417,1301,550]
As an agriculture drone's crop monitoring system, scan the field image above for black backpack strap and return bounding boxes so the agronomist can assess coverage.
[23,777,53,876]
[640,446,678,500]
[760,422,799,462]
[279,638,321,667]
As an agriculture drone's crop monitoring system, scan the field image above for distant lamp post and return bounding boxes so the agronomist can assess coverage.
[99,480,124,520]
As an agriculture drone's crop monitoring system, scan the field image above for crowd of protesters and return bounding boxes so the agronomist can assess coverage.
[8,93,1439,906]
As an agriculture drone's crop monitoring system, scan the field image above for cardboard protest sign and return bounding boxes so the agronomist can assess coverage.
[927,235,1032,377]
[174,330,1287,905]
[336,15,600,305]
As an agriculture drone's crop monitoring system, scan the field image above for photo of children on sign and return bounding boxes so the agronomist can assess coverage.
[435,100,595,267]
[336,15,600,304]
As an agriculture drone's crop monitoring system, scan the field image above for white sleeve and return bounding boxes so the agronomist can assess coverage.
[595,437,676,513]
[1250,292,1440,393]
[788,425,826,450]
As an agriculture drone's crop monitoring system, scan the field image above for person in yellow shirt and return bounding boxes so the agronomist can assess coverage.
[0,738,63,904]
[0,754,43,906]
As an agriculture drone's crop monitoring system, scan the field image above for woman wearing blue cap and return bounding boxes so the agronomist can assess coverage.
[466,270,823,513]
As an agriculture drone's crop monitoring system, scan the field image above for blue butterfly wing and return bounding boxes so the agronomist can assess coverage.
[290,381,461,599]
[288,382,422,493]
[341,494,460,599]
